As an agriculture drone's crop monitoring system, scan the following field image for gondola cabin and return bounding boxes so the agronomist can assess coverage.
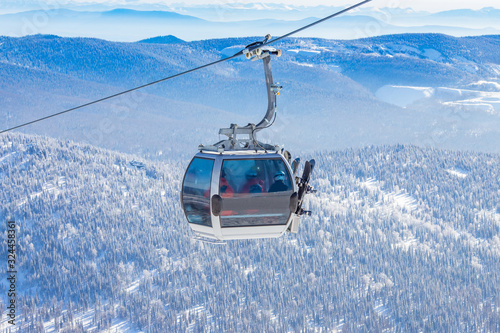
[181,150,300,241]
[181,46,313,241]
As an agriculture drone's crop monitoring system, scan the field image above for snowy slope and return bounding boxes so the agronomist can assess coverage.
[376,83,500,114]
[1,34,499,156]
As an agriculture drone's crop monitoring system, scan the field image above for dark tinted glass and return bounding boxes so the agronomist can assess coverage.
[182,158,214,227]
[219,158,293,227]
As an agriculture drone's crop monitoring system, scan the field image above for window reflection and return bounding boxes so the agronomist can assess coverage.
[219,158,293,227]
[182,158,214,227]
[221,158,292,194]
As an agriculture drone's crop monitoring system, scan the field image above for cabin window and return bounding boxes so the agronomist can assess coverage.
[181,158,214,227]
[219,158,293,227]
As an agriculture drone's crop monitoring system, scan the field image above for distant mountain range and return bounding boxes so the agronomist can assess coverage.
[138,35,185,44]
[0,7,499,42]
[1,33,499,157]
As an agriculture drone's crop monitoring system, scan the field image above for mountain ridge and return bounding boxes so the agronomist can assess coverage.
[1,33,499,157]
[1,7,499,42]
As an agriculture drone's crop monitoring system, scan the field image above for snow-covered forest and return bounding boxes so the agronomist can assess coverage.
[1,133,498,331]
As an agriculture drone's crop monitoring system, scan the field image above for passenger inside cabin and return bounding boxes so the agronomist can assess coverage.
[268,171,289,192]
[219,168,234,197]
[242,170,264,193]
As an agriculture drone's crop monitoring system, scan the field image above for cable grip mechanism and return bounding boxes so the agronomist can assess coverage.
[243,34,281,60]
